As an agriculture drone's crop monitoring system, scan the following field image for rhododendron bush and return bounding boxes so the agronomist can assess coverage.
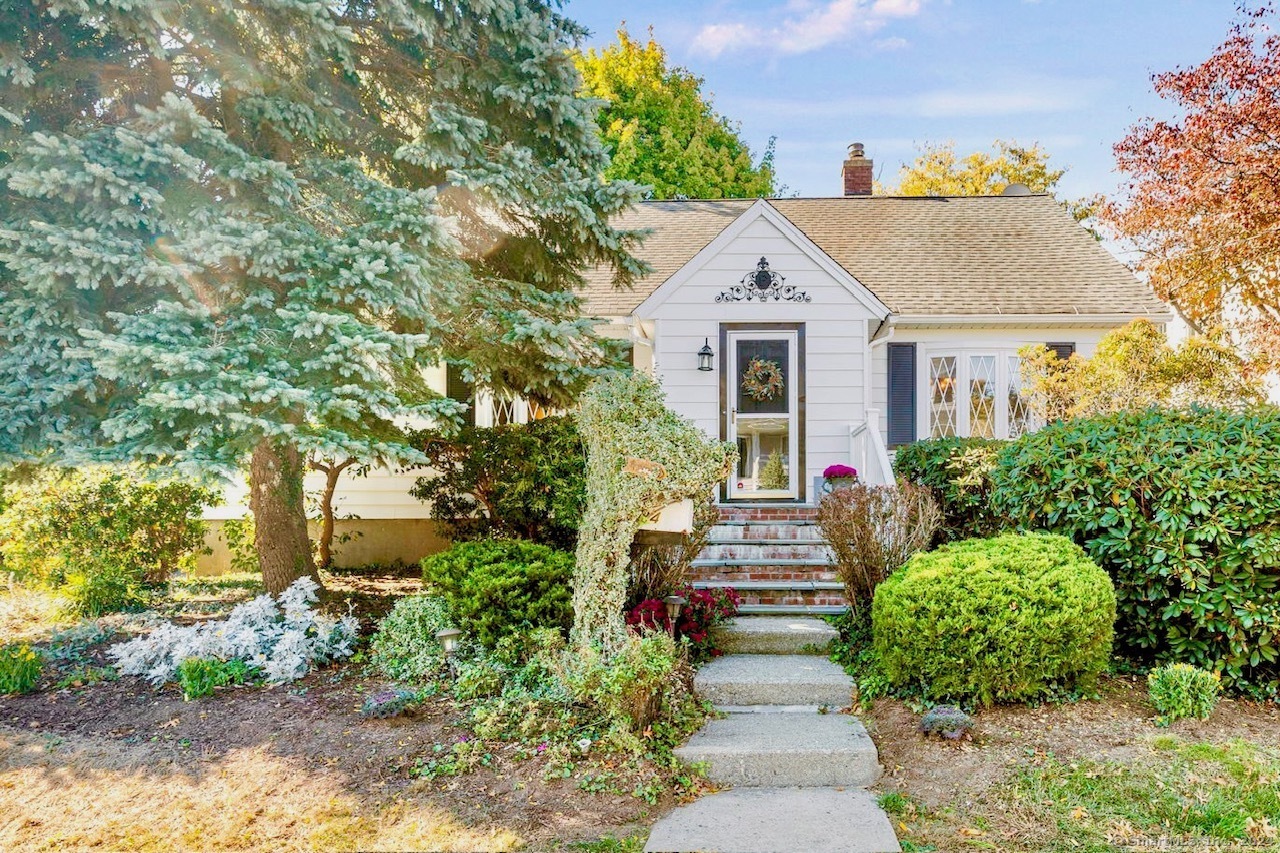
[109,578,358,686]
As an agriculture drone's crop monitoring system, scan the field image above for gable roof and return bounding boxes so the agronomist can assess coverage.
[633,199,890,319]
[579,194,1165,318]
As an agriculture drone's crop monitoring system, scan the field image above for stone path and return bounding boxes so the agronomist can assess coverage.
[645,617,900,853]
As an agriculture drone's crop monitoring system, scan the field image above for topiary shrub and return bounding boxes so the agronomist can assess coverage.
[1148,663,1221,727]
[410,416,585,550]
[421,540,574,649]
[873,533,1115,706]
[990,407,1280,698]
[892,437,1007,542]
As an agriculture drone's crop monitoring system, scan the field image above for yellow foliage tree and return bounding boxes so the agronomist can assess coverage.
[1018,319,1265,423]
[884,140,1097,224]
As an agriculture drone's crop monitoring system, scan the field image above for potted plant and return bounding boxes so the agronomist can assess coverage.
[822,464,858,493]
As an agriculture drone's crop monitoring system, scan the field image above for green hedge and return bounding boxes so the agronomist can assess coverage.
[990,408,1280,697]
[873,533,1115,706]
[421,540,574,649]
[411,416,585,550]
[892,436,1007,542]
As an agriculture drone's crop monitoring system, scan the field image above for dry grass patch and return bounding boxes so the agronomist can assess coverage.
[0,584,70,644]
[0,730,522,852]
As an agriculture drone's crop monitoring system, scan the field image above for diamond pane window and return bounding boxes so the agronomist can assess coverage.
[969,355,996,438]
[929,356,957,438]
[1007,356,1033,438]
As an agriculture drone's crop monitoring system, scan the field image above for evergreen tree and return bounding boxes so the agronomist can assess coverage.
[575,28,776,199]
[0,0,643,594]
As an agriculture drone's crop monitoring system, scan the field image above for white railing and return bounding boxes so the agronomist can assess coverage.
[849,409,895,486]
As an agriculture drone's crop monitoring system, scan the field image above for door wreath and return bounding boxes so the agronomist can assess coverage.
[741,357,785,401]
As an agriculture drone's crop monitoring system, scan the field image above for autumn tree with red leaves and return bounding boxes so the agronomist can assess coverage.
[1106,4,1280,359]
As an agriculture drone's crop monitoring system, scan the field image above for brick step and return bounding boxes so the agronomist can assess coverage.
[699,545,834,562]
[694,580,843,591]
[706,536,825,546]
[692,557,835,568]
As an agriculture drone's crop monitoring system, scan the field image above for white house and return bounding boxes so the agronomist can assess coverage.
[579,145,1169,504]
[199,145,1168,573]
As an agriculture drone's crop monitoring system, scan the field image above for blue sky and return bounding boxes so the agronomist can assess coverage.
[567,0,1239,202]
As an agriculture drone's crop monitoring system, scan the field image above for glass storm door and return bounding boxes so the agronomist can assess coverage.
[726,330,800,500]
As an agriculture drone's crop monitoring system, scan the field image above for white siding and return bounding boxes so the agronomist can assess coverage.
[644,214,881,497]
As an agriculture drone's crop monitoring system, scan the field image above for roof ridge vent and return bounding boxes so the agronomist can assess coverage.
[1001,183,1032,196]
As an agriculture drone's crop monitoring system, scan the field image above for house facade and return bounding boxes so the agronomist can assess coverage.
[581,146,1169,504]
[198,146,1168,573]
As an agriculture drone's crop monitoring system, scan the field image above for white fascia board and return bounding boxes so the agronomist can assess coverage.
[891,311,1175,328]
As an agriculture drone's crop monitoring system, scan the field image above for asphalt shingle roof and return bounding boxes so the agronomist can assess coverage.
[579,195,1164,318]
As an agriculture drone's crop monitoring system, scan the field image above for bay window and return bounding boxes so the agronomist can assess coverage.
[924,348,1035,440]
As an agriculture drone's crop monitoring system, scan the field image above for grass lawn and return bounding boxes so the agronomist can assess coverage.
[867,679,1280,852]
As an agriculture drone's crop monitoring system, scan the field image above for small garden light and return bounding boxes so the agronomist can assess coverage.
[434,627,463,656]
[696,338,714,372]
[663,595,687,633]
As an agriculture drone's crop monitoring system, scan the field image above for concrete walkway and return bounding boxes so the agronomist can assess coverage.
[645,617,900,853]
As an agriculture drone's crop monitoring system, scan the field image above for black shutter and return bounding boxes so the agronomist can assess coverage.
[886,343,916,448]
[1047,342,1076,361]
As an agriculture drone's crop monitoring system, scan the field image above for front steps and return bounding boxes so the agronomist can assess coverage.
[644,787,900,853]
[645,616,898,853]
[674,712,880,788]
[694,654,854,708]
[693,507,847,615]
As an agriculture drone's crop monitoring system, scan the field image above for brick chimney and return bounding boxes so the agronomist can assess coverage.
[842,142,873,196]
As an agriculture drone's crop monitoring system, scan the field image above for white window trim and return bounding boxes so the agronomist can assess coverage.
[917,345,1034,440]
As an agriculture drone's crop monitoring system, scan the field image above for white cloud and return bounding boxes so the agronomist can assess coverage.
[719,81,1099,120]
[691,0,924,58]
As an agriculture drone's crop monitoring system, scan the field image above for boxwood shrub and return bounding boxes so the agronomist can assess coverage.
[892,436,1007,542]
[873,533,1115,706]
[990,408,1280,697]
[420,540,574,649]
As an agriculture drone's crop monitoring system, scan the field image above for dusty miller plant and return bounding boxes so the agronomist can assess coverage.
[817,482,941,625]
[109,577,357,686]
[572,373,734,655]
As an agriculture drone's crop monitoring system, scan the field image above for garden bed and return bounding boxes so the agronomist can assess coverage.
[0,571,669,852]
[866,676,1280,851]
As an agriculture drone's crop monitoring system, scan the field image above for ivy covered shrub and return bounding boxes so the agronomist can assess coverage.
[369,594,460,683]
[873,533,1115,706]
[573,372,735,652]
[410,417,585,550]
[421,540,574,649]
[892,437,1007,542]
[1148,663,1221,727]
[0,468,213,609]
[990,408,1280,697]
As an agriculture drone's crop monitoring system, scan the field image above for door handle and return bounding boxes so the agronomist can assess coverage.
[731,407,737,425]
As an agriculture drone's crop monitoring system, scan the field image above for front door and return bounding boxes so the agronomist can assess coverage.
[724,327,802,501]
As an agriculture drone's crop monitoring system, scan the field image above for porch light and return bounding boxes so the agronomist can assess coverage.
[697,338,715,372]
[434,627,463,656]
[663,595,687,633]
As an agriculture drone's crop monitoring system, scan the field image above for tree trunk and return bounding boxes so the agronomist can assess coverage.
[250,437,321,596]
[310,456,355,571]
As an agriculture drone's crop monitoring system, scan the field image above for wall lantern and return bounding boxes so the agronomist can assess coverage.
[697,338,715,372]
